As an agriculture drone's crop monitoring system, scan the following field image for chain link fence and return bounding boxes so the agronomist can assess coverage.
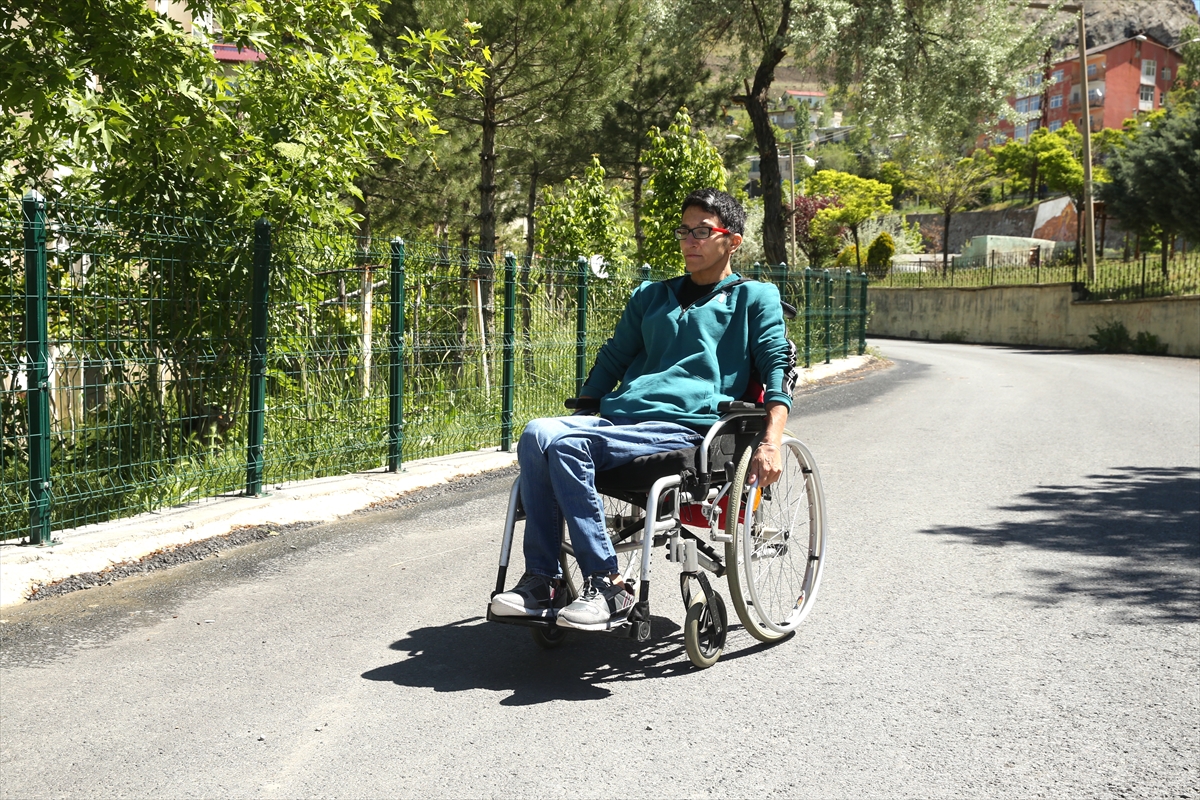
[3,196,867,541]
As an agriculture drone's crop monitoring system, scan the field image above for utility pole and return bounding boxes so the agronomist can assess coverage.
[789,140,797,270]
[1030,2,1096,280]
[1076,8,1097,281]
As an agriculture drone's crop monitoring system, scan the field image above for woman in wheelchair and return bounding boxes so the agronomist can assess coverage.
[489,189,826,667]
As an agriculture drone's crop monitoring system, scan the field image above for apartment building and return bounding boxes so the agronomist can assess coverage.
[997,33,1183,143]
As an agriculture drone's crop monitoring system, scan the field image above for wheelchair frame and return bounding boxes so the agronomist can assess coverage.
[487,401,827,669]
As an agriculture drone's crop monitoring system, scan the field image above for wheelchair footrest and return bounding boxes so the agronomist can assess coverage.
[486,607,559,629]
[487,606,650,641]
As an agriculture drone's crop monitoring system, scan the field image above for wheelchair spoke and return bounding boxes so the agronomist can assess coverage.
[725,436,827,641]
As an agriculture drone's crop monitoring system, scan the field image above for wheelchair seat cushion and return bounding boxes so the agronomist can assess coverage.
[594,446,699,494]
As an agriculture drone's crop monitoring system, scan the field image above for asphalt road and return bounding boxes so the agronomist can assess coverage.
[2,340,1197,799]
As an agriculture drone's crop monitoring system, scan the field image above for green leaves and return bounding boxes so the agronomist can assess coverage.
[641,108,725,270]
[1100,107,1200,243]
[535,157,631,263]
[806,170,892,233]
[2,0,486,227]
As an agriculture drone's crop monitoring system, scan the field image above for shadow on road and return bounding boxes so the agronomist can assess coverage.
[362,615,779,705]
[923,466,1200,623]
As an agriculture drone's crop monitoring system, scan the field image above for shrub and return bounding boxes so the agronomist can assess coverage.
[835,245,859,268]
[865,231,896,278]
[1088,321,1167,354]
[1089,320,1133,352]
[1132,330,1168,355]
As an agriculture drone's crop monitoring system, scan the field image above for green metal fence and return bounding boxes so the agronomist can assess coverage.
[876,247,1200,300]
[3,196,867,541]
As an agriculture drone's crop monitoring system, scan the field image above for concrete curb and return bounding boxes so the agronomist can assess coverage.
[0,355,877,609]
[0,449,518,608]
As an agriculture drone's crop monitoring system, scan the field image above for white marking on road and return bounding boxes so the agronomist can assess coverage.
[388,543,472,568]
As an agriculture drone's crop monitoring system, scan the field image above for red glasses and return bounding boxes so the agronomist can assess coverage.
[674,225,731,241]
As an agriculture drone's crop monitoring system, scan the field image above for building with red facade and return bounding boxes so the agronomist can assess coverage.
[995,33,1183,143]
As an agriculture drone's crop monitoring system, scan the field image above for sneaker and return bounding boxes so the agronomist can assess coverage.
[556,575,634,631]
[491,574,563,619]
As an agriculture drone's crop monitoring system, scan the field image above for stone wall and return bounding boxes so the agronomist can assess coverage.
[868,283,1200,357]
[907,198,1137,257]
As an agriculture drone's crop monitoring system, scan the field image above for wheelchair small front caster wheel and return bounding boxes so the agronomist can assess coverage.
[635,620,651,642]
[531,625,567,649]
[684,591,727,669]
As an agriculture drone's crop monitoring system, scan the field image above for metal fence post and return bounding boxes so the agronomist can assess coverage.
[858,272,868,355]
[575,257,588,397]
[803,267,813,368]
[245,218,270,496]
[752,261,762,281]
[823,269,833,365]
[388,238,405,472]
[500,252,516,452]
[842,270,852,358]
[23,190,53,545]
[639,263,651,283]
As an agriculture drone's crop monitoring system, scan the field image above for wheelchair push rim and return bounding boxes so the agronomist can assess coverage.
[725,435,827,640]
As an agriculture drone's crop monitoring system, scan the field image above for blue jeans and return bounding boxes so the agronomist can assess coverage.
[517,416,703,578]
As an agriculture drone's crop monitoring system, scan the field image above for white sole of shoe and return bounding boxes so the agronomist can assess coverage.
[555,610,632,631]
[490,597,554,619]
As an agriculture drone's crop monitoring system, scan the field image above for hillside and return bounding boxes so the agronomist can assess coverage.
[1048,0,1198,48]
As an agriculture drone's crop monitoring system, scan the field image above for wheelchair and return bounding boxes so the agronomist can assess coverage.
[486,399,828,669]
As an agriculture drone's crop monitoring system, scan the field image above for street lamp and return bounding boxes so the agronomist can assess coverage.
[1029,2,1097,281]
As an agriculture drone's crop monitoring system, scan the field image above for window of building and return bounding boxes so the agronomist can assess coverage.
[1048,120,1062,131]
[1070,87,1080,104]
[1142,59,1157,79]
[1049,93,1062,109]
[1087,63,1098,78]
[1015,97,1038,114]
[1162,67,1171,82]
[1051,69,1064,84]
[1139,83,1155,110]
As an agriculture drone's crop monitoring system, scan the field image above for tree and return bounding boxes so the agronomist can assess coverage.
[406,0,635,331]
[824,0,1055,151]
[534,157,631,263]
[991,139,1036,202]
[908,152,992,274]
[805,170,892,271]
[1,0,485,225]
[595,12,725,255]
[1028,122,1112,268]
[789,194,842,269]
[865,231,896,278]
[641,108,727,271]
[1165,23,1200,111]
[1100,107,1200,277]
[726,0,795,266]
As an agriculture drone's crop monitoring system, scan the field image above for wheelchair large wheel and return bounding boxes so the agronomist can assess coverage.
[724,435,827,643]
[559,494,645,600]
[683,588,727,669]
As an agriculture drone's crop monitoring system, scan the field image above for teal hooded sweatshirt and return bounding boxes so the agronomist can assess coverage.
[581,273,793,427]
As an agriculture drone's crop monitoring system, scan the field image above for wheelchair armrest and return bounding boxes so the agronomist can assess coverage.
[564,396,601,411]
[716,400,764,413]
